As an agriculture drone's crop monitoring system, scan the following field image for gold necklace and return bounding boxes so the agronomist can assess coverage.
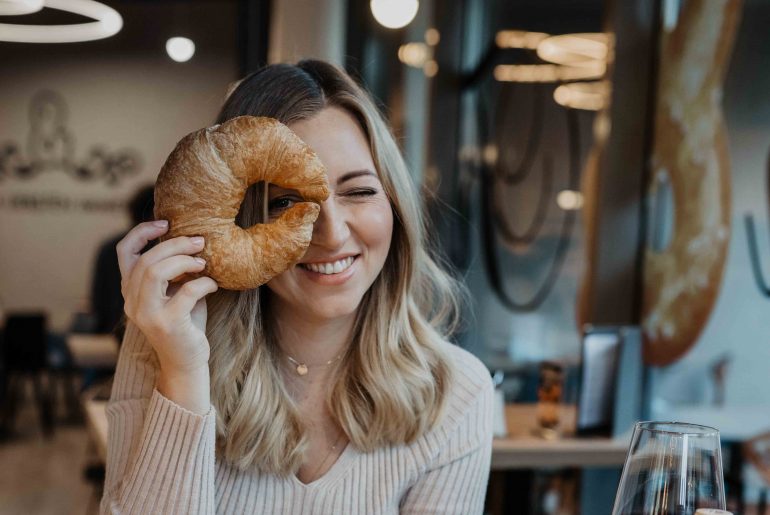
[286,353,342,376]
[307,429,346,482]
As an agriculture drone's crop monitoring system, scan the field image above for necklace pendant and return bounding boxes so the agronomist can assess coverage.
[296,363,308,376]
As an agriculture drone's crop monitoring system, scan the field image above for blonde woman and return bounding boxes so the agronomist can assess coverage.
[101,60,493,514]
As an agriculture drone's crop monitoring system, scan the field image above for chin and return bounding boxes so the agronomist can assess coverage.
[305,300,360,321]
[267,279,372,322]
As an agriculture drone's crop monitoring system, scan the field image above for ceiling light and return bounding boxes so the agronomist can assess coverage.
[424,28,439,46]
[0,0,122,43]
[370,0,419,29]
[554,81,610,111]
[398,42,430,67]
[495,30,549,50]
[557,190,584,211]
[423,59,438,78]
[0,0,44,16]
[494,62,605,83]
[536,33,610,68]
[166,37,195,62]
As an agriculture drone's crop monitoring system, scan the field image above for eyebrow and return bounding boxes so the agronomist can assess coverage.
[337,169,377,185]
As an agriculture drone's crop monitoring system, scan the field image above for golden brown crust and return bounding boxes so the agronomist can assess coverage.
[153,116,329,290]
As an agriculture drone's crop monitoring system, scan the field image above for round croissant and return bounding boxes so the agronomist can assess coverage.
[154,115,329,290]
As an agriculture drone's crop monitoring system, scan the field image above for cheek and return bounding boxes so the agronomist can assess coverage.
[265,268,295,297]
[357,202,393,256]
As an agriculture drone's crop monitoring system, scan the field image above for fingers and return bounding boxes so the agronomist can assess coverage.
[136,233,205,272]
[116,220,169,280]
[165,277,219,320]
[127,234,205,299]
[136,255,205,310]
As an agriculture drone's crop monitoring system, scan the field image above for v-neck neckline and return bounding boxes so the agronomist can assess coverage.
[291,441,356,489]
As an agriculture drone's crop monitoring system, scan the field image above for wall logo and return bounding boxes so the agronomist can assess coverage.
[0,90,143,186]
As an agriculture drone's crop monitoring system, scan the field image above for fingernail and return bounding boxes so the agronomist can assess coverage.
[153,220,168,228]
[191,236,204,246]
[194,257,206,266]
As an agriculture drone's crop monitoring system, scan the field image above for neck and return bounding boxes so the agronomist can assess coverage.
[272,301,356,374]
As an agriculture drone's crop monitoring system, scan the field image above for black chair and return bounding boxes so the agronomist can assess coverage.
[0,312,54,438]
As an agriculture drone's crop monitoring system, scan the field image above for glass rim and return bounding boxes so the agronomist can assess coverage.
[635,421,720,437]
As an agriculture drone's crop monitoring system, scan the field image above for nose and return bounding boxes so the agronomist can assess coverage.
[311,197,350,250]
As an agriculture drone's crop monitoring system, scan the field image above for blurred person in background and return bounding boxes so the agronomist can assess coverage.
[90,183,154,343]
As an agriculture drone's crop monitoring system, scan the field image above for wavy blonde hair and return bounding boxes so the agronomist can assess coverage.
[205,60,464,475]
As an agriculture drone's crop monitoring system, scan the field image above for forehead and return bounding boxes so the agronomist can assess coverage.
[288,106,376,182]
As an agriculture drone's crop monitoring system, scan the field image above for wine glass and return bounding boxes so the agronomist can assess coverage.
[612,422,726,515]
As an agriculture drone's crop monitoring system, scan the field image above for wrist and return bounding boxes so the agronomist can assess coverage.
[157,363,211,415]
[158,359,210,377]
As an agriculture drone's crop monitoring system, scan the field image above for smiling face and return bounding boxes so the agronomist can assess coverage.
[265,106,394,323]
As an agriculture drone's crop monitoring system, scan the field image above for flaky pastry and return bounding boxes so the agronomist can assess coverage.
[154,115,329,290]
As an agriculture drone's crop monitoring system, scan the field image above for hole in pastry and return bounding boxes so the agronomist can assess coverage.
[235,181,267,228]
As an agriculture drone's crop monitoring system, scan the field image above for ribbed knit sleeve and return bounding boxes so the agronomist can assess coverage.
[99,321,217,515]
[399,346,494,515]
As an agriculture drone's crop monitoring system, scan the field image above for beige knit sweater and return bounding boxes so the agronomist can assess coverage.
[100,321,494,514]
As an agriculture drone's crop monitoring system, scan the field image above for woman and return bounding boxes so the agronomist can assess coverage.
[101,60,493,514]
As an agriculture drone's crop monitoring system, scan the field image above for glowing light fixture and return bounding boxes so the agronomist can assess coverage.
[370,0,419,29]
[536,33,610,68]
[557,190,584,211]
[166,37,195,63]
[0,0,44,16]
[0,0,122,43]
[494,62,605,83]
[493,30,610,84]
[553,81,610,111]
[398,28,440,78]
[495,30,549,50]
[398,42,430,67]
[423,59,438,78]
[424,28,440,46]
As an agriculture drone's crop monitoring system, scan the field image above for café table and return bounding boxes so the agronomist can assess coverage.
[488,403,631,514]
[83,400,632,514]
[492,403,630,469]
[84,399,108,463]
[81,401,632,467]
[652,403,770,442]
[653,402,770,513]
[66,333,119,369]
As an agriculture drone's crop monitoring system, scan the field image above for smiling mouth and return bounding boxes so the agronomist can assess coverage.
[299,255,358,275]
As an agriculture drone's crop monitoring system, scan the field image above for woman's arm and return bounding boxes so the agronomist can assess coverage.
[99,321,217,515]
[399,353,494,515]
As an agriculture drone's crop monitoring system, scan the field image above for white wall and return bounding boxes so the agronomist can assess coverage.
[269,0,346,66]
[0,1,238,331]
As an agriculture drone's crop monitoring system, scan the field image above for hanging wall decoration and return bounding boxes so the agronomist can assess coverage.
[642,0,742,365]
[745,146,770,296]
[0,90,142,187]
[463,30,609,313]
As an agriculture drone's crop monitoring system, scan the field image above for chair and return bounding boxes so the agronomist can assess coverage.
[743,431,770,514]
[0,312,54,438]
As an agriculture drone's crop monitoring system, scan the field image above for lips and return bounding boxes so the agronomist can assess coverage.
[299,255,357,274]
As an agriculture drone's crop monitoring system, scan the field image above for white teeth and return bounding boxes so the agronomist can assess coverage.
[303,256,355,275]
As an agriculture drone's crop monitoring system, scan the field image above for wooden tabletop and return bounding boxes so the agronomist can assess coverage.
[82,399,631,470]
[66,333,119,369]
[491,404,630,470]
[652,403,770,443]
[84,400,108,463]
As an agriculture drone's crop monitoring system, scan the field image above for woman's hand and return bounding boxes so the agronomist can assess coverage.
[117,220,219,375]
